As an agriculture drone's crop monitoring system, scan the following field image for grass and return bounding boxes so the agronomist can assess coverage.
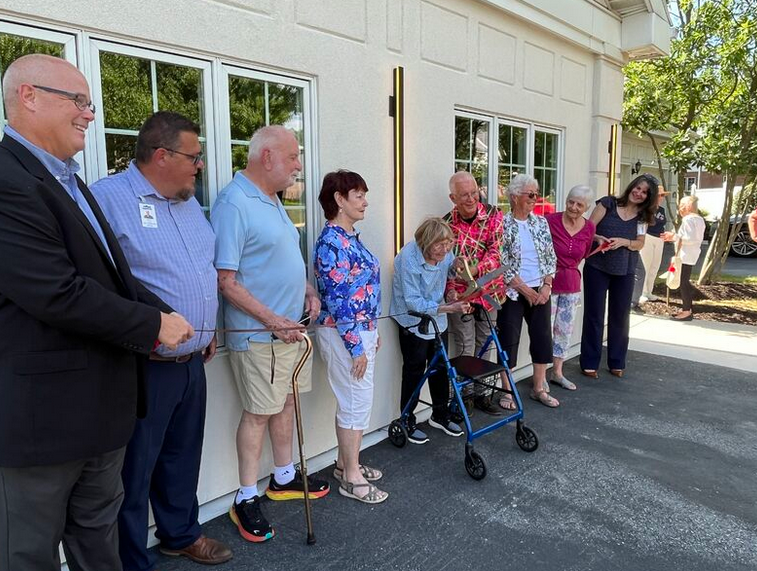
[699,298,757,311]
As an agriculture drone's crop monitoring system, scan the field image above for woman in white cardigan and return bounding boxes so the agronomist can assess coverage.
[663,195,705,321]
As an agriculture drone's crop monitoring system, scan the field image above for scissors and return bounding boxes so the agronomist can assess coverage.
[454,258,505,311]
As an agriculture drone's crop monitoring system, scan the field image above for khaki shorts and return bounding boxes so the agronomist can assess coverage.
[229,341,313,415]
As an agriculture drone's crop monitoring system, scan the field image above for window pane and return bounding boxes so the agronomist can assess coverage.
[231,144,249,173]
[99,52,152,130]
[269,83,302,129]
[543,131,557,168]
[513,127,527,165]
[455,116,471,160]
[1,33,65,124]
[227,74,308,261]
[195,141,208,208]
[156,62,203,131]
[104,133,137,175]
[228,76,266,141]
[534,131,544,167]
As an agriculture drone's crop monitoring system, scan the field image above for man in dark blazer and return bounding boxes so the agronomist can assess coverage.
[0,54,194,571]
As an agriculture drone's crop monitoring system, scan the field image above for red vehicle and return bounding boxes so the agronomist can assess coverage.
[533,197,555,216]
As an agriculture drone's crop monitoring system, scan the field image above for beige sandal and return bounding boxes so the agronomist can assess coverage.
[333,464,383,483]
[338,481,388,504]
[529,389,559,408]
[498,395,517,411]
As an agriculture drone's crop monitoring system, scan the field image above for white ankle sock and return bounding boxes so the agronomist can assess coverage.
[235,485,258,504]
[273,463,295,485]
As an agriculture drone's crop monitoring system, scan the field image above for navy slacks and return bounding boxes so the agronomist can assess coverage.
[118,354,206,571]
[580,264,635,371]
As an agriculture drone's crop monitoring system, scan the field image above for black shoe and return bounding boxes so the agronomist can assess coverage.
[229,495,274,543]
[428,416,464,437]
[474,397,503,416]
[630,304,644,314]
[266,468,330,500]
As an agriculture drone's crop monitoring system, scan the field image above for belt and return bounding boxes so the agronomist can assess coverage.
[148,351,200,363]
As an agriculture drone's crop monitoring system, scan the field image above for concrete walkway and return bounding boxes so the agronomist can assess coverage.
[153,317,757,571]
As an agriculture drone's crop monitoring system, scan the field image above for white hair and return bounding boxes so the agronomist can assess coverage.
[448,170,476,194]
[680,195,698,210]
[507,173,538,201]
[247,125,296,162]
[566,184,594,206]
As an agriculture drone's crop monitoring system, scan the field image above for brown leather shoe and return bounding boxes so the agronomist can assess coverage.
[159,535,233,565]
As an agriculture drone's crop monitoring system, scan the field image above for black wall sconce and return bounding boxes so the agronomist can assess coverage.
[631,160,642,175]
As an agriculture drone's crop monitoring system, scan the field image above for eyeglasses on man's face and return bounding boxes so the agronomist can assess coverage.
[32,85,96,113]
[153,146,204,166]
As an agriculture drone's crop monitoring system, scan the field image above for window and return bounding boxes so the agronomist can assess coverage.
[0,22,76,135]
[496,121,528,212]
[454,111,562,215]
[454,114,491,195]
[533,129,559,215]
[221,66,312,263]
[90,42,214,209]
[684,176,697,191]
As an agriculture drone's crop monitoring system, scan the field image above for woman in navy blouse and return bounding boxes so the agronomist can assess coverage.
[580,174,659,378]
[314,170,386,504]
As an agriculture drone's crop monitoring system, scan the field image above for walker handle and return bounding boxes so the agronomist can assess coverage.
[407,310,441,338]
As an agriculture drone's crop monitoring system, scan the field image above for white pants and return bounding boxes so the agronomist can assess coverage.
[316,328,378,431]
[640,234,665,296]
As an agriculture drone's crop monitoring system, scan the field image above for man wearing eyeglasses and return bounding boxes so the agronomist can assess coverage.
[90,111,231,570]
[0,55,194,571]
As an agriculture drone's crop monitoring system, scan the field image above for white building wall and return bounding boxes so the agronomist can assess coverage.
[0,0,655,529]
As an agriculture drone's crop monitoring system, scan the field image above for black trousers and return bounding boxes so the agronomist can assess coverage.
[496,292,553,369]
[118,355,206,571]
[398,328,450,424]
[580,264,635,371]
[680,264,694,311]
[0,447,126,571]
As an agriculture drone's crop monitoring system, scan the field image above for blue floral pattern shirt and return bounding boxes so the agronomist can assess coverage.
[314,222,381,357]
[502,212,557,300]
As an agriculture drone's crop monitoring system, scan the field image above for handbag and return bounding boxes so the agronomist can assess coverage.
[660,241,682,290]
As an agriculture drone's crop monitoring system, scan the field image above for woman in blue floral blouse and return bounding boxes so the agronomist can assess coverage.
[497,174,558,407]
[313,170,386,504]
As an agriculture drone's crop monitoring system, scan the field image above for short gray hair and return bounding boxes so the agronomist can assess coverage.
[507,174,538,201]
[448,170,476,194]
[247,125,296,162]
[566,185,594,207]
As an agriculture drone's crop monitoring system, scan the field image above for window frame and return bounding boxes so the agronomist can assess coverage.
[86,39,218,207]
[453,108,564,210]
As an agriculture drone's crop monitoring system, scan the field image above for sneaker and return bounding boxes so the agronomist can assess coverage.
[428,416,464,437]
[265,468,330,501]
[229,496,274,543]
[638,295,649,304]
[646,293,659,302]
[407,428,429,445]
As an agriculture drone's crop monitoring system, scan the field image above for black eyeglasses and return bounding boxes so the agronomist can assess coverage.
[153,147,204,166]
[33,85,95,113]
[523,192,538,199]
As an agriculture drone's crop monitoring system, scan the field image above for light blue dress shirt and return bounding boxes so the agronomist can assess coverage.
[390,241,455,340]
[211,171,306,350]
[90,161,217,357]
[3,125,114,263]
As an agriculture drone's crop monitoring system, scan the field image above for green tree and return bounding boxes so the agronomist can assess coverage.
[622,0,757,283]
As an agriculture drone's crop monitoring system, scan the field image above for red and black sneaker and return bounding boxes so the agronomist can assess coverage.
[265,468,330,501]
[229,495,274,543]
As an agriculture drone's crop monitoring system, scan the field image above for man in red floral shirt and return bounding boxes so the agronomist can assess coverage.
[444,171,506,415]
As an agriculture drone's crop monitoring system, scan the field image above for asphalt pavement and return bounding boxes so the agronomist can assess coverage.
[153,350,757,571]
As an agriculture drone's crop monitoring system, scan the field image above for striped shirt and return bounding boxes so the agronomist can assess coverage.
[90,161,217,356]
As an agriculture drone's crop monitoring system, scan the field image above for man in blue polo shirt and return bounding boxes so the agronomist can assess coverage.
[212,125,329,543]
[91,112,231,570]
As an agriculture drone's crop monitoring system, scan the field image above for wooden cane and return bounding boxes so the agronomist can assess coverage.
[291,333,316,545]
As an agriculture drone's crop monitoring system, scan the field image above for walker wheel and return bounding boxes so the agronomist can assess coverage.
[516,425,539,452]
[388,420,408,448]
[464,449,487,480]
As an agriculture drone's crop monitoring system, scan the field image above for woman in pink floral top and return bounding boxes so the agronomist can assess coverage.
[545,186,596,392]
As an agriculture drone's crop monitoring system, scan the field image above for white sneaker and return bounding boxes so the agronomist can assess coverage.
[638,295,649,304]
[646,293,659,301]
